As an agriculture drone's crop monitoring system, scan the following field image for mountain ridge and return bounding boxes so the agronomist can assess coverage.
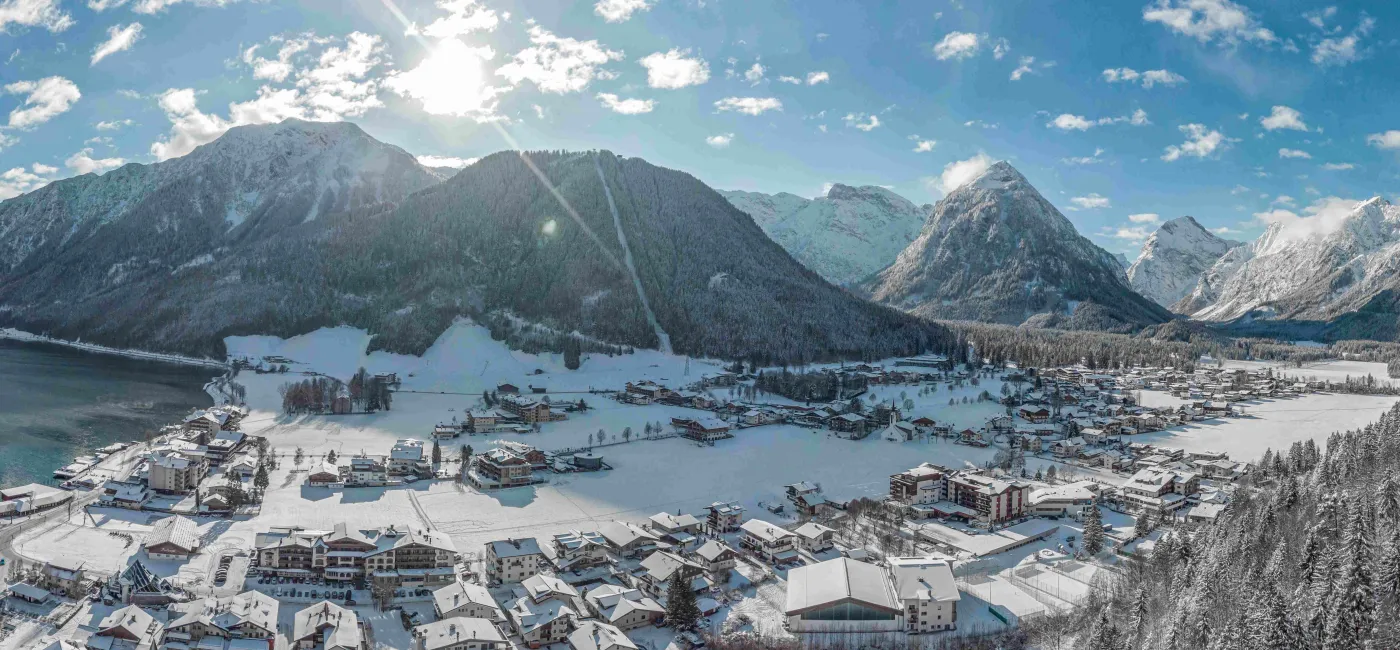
[1126,215,1240,309]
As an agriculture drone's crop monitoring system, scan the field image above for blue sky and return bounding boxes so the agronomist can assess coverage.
[0,0,1397,255]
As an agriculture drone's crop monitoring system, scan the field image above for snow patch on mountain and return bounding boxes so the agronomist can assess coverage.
[1126,216,1239,308]
[720,183,926,286]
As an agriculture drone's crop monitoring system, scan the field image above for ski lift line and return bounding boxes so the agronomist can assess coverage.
[592,153,673,355]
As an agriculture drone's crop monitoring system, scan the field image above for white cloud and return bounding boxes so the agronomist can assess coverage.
[594,0,650,23]
[1366,131,1400,150]
[1062,148,1106,165]
[413,0,501,39]
[65,147,125,175]
[1142,0,1275,44]
[417,154,478,168]
[1069,193,1111,210]
[0,163,56,199]
[843,113,879,131]
[1312,16,1374,67]
[1010,57,1035,81]
[932,153,994,195]
[911,138,936,153]
[1211,226,1241,236]
[1129,213,1161,224]
[1230,184,1249,194]
[1260,105,1307,131]
[1305,6,1337,30]
[96,118,133,130]
[933,31,981,60]
[0,0,71,33]
[386,39,504,120]
[638,49,709,89]
[805,71,829,85]
[241,35,320,83]
[777,76,800,85]
[1254,196,1363,241]
[596,92,654,115]
[1162,123,1227,161]
[1103,225,1153,243]
[497,25,623,94]
[1278,148,1311,159]
[714,97,781,115]
[705,133,733,148]
[125,0,250,14]
[91,22,143,65]
[4,76,80,129]
[743,63,765,85]
[991,38,1010,60]
[1102,67,1186,88]
[964,120,998,129]
[1321,162,1355,171]
[1047,110,1148,131]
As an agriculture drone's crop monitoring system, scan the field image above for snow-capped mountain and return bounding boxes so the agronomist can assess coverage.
[1178,197,1400,326]
[1126,216,1239,309]
[719,184,926,286]
[860,161,1171,330]
[0,118,439,273]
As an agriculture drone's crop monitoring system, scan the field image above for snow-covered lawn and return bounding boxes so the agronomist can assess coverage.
[1223,358,1396,387]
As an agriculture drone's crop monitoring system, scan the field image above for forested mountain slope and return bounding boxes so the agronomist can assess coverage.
[860,161,1171,331]
[720,184,926,286]
[0,123,949,363]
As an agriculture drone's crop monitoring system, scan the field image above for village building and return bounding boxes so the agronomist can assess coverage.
[507,575,585,646]
[568,621,638,650]
[90,604,164,650]
[1120,468,1201,515]
[889,557,959,634]
[553,530,609,572]
[690,540,738,580]
[347,456,387,486]
[254,524,455,587]
[582,585,665,631]
[671,416,733,442]
[164,591,279,645]
[148,452,207,494]
[40,557,88,596]
[143,515,200,560]
[414,617,507,650]
[433,581,504,622]
[468,446,537,490]
[292,601,364,650]
[98,480,150,510]
[1027,481,1099,520]
[740,519,799,564]
[703,501,744,534]
[647,511,702,547]
[598,521,661,558]
[485,538,545,584]
[388,439,427,475]
[465,410,500,433]
[784,558,903,634]
[630,551,706,597]
[306,460,342,487]
[792,522,836,554]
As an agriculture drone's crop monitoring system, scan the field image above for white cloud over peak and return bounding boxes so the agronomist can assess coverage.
[1254,196,1363,241]
[0,163,56,200]
[5,76,80,129]
[705,133,733,148]
[1278,148,1311,159]
[91,22,143,65]
[417,154,478,168]
[843,113,879,131]
[638,49,709,89]
[1162,123,1227,161]
[594,0,651,23]
[596,93,654,115]
[1047,109,1149,131]
[386,39,504,120]
[1,0,72,32]
[497,25,623,94]
[1069,193,1111,210]
[1260,105,1308,131]
[931,152,993,195]
[65,147,125,175]
[714,96,781,115]
[933,31,981,60]
[1142,0,1275,44]
[1101,67,1186,88]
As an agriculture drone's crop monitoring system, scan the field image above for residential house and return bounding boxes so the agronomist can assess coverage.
[40,557,87,596]
[672,416,733,442]
[99,480,150,510]
[740,519,798,564]
[889,557,959,634]
[1051,437,1085,458]
[583,585,664,631]
[552,530,609,572]
[388,439,427,476]
[306,461,342,487]
[1019,407,1051,423]
[690,540,738,581]
[148,452,207,494]
[144,515,200,560]
[292,601,363,650]
[91,604,164,650]
[433,581,504,622]
[792,522,836,554]
[414,617,507,650]
[568,621,637,650]
[946,473,1030,525]
[647,511,701,548]
[468,446,536,490]
[703,501,744,534]
[507,576,584,646]
[465,410,500,433]
[164,591,279,645]
[598,521,660,558]
[347,456,387,486]
[485,538,545,584]
[630,551,705,598]
[1120,468,1200,515]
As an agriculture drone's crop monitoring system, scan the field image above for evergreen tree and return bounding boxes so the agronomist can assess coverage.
[1325,504,1376,650]
[665,573,701,630]
[253,464,270,501]
[1083,500,1105,555]
[431,440,442,465]
[1134,510,1153,539]
[1128,586,1149,648]
[1379,523,1400,600]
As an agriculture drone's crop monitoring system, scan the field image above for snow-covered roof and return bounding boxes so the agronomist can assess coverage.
[417,617,505,650]
[740,519,793,543]
[293,601,361,650]
[784,557,900,615]
[490,538,543,558]
[888,557,960,603]
[649,511,700,531]
[694,540,735,562]
[792,522,834,540]
[568,621,638,650]
[433,582,501,618]
[147,515,200,553]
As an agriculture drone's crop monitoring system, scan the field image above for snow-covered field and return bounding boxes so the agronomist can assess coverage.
[1222,358,1396,388]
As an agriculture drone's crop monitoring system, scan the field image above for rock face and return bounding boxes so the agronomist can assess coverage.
[1126,216,1240,309]
[1178,197,1400,339]
[719,184,926,286]
[860,161,1171,330]
[0,122,950,362]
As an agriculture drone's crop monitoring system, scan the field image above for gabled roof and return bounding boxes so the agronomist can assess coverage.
[638,551,701,583]
[784,558,899,615]
[417,617,505,650]
[598,521,659,548]
[740,519,793,543]
[433,581,502,618]
[147,515,200,554]
[293,601,362,650]
[569,621,638,650]
[489,537,543,558]
[694,540,735,562]
[792,522,834,540]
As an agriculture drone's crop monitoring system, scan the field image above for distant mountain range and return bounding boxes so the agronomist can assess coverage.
[719,184,926,286]
[1126,216,1240,308]
[859,161,1172,331]
[0,120,948,362]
